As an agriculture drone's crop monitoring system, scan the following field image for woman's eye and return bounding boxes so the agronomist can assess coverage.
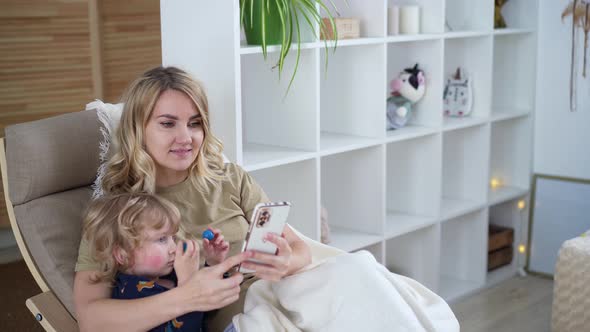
[158,236,167,243]
[160,122,174,128]
[189,120,202,128]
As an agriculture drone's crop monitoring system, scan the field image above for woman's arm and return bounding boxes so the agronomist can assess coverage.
[74,271,187,332]
[240,224,311,281]
[74,253,250,332]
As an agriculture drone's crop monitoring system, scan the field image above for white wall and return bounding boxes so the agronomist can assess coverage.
[535,1,590,180]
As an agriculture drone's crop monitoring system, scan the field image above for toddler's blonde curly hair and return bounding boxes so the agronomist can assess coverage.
[82,193,181,284]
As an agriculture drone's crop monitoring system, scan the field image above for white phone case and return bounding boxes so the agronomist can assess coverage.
[238,201,291,273]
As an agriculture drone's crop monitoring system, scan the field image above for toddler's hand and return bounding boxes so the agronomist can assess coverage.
[174,239,199,286]
[203,228,230,266]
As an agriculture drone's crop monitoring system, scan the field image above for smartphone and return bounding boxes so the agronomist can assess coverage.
[238,201,291,273]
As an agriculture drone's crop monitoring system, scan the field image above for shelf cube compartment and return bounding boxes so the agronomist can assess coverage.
[489,116,532,205]
[445,0,493,32]
[443,36,493,127]
[249,159,319,240]
[496,1,538,31]
[439,209,487,301]
[492,34,536,117]
[385,134,441,239]
[387,40,443,130]
[486,196,529,286]
[324,0,386,38]
[320,44,386,154]
[321,146,385,252]
[387,0,445,34]
[441,125,490,221]
[241,49,319,169]
[385,224,440,291]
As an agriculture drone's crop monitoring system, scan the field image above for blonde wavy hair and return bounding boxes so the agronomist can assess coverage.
[82,193,181,284]
[102,66,225,195]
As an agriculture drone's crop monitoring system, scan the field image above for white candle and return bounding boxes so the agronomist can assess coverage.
[400,5,420,35]
[388,6,400,35]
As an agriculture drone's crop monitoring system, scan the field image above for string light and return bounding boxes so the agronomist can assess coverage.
[517,198,528,277]
[490,178,501,189]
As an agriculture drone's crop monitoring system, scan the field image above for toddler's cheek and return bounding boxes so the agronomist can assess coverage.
[145,255,165,268]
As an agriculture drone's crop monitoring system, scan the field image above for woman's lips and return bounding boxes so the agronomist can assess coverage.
[170,149,192,157]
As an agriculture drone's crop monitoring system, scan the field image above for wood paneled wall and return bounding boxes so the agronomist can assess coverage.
[101,0,162,102]
[0,0,162,228]
[0,0,94,132]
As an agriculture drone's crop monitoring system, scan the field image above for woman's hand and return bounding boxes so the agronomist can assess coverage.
[174,239,199,286]
[241,232,292,281]
[202,227,230,266]
[178,251,252,311]
[239,225,311,282]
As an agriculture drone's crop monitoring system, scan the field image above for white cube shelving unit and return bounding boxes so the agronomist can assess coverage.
[160,0,538,302]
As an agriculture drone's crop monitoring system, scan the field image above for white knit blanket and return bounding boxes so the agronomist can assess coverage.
[233,250,459,332]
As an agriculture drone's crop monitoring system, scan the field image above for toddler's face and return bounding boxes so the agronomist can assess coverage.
[128,224,177,279]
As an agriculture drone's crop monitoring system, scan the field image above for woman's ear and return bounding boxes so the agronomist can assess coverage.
[113,246,129,266]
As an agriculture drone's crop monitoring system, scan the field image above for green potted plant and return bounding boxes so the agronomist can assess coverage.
[241,0,342,93]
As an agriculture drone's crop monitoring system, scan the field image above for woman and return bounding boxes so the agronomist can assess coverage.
[73,66,311,331]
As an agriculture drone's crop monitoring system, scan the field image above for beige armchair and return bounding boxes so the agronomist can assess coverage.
[1,110,103,331]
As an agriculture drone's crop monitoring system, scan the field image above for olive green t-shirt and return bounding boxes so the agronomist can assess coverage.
[75,163,269,272]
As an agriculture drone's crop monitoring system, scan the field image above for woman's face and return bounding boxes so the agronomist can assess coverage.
[144,89,204,187]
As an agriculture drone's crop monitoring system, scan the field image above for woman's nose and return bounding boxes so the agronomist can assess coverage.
[175,126,192,144]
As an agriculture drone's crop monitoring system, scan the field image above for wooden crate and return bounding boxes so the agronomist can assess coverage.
[320,18,360,40]
[488,224,513,252]
[488,246,513,271]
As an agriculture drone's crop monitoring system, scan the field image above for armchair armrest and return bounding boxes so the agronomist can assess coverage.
[25,291,78,332]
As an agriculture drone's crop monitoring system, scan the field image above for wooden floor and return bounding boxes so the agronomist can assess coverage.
[450,275,554,332]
